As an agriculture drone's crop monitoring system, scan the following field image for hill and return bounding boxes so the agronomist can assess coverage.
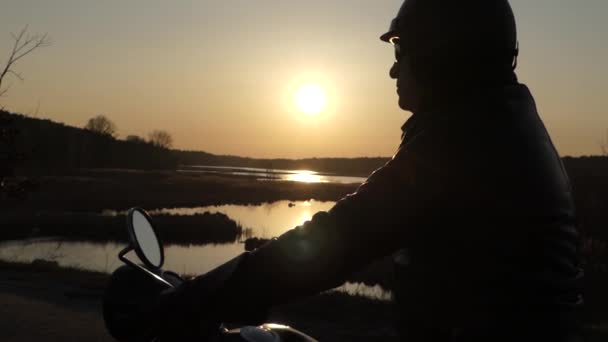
[0,110,389,176]
[0,110,178,172]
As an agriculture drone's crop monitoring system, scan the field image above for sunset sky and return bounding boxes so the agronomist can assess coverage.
[1,0,606,158]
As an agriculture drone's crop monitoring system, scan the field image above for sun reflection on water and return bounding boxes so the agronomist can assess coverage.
[286,170,327,183]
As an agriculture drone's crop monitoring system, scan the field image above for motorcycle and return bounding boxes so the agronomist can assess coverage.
[103,207,317,342]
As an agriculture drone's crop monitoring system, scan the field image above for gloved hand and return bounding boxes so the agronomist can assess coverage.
[103,265,166,341]
[103,266,217,341]
[104,253,268,341]
[149,253,269,339]
[147,284,222,341]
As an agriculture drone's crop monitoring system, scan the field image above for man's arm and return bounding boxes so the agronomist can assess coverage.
[160,141,446,329]
[221,143,444,307]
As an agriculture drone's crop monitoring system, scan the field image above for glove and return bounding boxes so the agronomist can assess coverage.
[103,265,168,341]
[150,252,271,339]
[104,266,222,341]
[104,253,269,341]
[146,286,219,341]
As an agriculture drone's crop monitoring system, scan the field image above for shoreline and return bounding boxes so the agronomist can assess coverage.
[4,169,358,212]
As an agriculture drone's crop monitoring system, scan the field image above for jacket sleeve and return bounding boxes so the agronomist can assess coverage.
[166,142,446,327]
[220,143,444,308]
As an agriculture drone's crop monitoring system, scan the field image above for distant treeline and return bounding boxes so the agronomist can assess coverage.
[1,110,179,171]
[1,109,390,176]
[3,109,608,183]
[176,150,389,177]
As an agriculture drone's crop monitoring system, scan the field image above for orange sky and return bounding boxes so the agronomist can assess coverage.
[1,0,607,158]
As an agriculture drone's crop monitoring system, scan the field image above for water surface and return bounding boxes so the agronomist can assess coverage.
[179,165,367,184]
[2,200,391,300]
[105,200,336,238]
[0,239,391,300]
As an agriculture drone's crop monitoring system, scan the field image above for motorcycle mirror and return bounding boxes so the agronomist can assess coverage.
[126,207,164,269]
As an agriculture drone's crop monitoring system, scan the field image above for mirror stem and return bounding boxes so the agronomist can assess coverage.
[119,246,174,289]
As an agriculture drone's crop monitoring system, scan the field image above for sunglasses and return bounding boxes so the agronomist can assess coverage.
[390,37,403,62]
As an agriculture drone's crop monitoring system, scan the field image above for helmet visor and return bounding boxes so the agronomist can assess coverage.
[380,18,400,42]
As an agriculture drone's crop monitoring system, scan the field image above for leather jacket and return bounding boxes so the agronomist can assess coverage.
[174,83,583,341]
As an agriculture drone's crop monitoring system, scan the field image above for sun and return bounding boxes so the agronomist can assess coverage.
[294,84,327,115]
[284,72,336,119]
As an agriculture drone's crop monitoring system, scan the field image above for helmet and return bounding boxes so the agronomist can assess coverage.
[381,0,518,68]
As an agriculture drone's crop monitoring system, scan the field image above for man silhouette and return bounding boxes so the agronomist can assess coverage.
[106,1,583,341]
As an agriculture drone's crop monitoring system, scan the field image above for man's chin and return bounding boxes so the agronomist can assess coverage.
[398,97,411,112]
[397,91,419,112]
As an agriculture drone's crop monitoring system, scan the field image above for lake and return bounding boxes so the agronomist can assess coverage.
[104,200,335,238]
[1,200,392,301]
[179,165,367,184]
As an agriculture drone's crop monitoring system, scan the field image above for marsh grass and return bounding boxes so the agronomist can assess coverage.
[0,211,251,245]
[2,159,608,337]
[3,169,356,212]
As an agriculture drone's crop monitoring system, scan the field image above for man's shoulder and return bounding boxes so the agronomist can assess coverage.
[392,84,541,176]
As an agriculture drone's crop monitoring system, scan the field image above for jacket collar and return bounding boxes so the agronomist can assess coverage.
[400,111,440,143]
[400,83,531,143]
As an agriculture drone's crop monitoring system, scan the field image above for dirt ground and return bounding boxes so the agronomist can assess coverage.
[0,262,398,341]
[1,262,607,341]
[0,267,112,342]
[0,293,112,342]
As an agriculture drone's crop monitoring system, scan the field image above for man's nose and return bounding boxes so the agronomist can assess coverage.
[390,62,399,79]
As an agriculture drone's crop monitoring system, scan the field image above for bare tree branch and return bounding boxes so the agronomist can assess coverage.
[0,85,11,97]
[8,70,23,81]
[12,33,50,64]
[0,25,50,98]
[601,129,608,156]
[32,98,41,117]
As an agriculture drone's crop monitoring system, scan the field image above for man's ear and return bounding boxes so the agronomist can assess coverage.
[406,55,431,87]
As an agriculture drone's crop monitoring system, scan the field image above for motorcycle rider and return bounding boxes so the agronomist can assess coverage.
[105,0,583,341]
